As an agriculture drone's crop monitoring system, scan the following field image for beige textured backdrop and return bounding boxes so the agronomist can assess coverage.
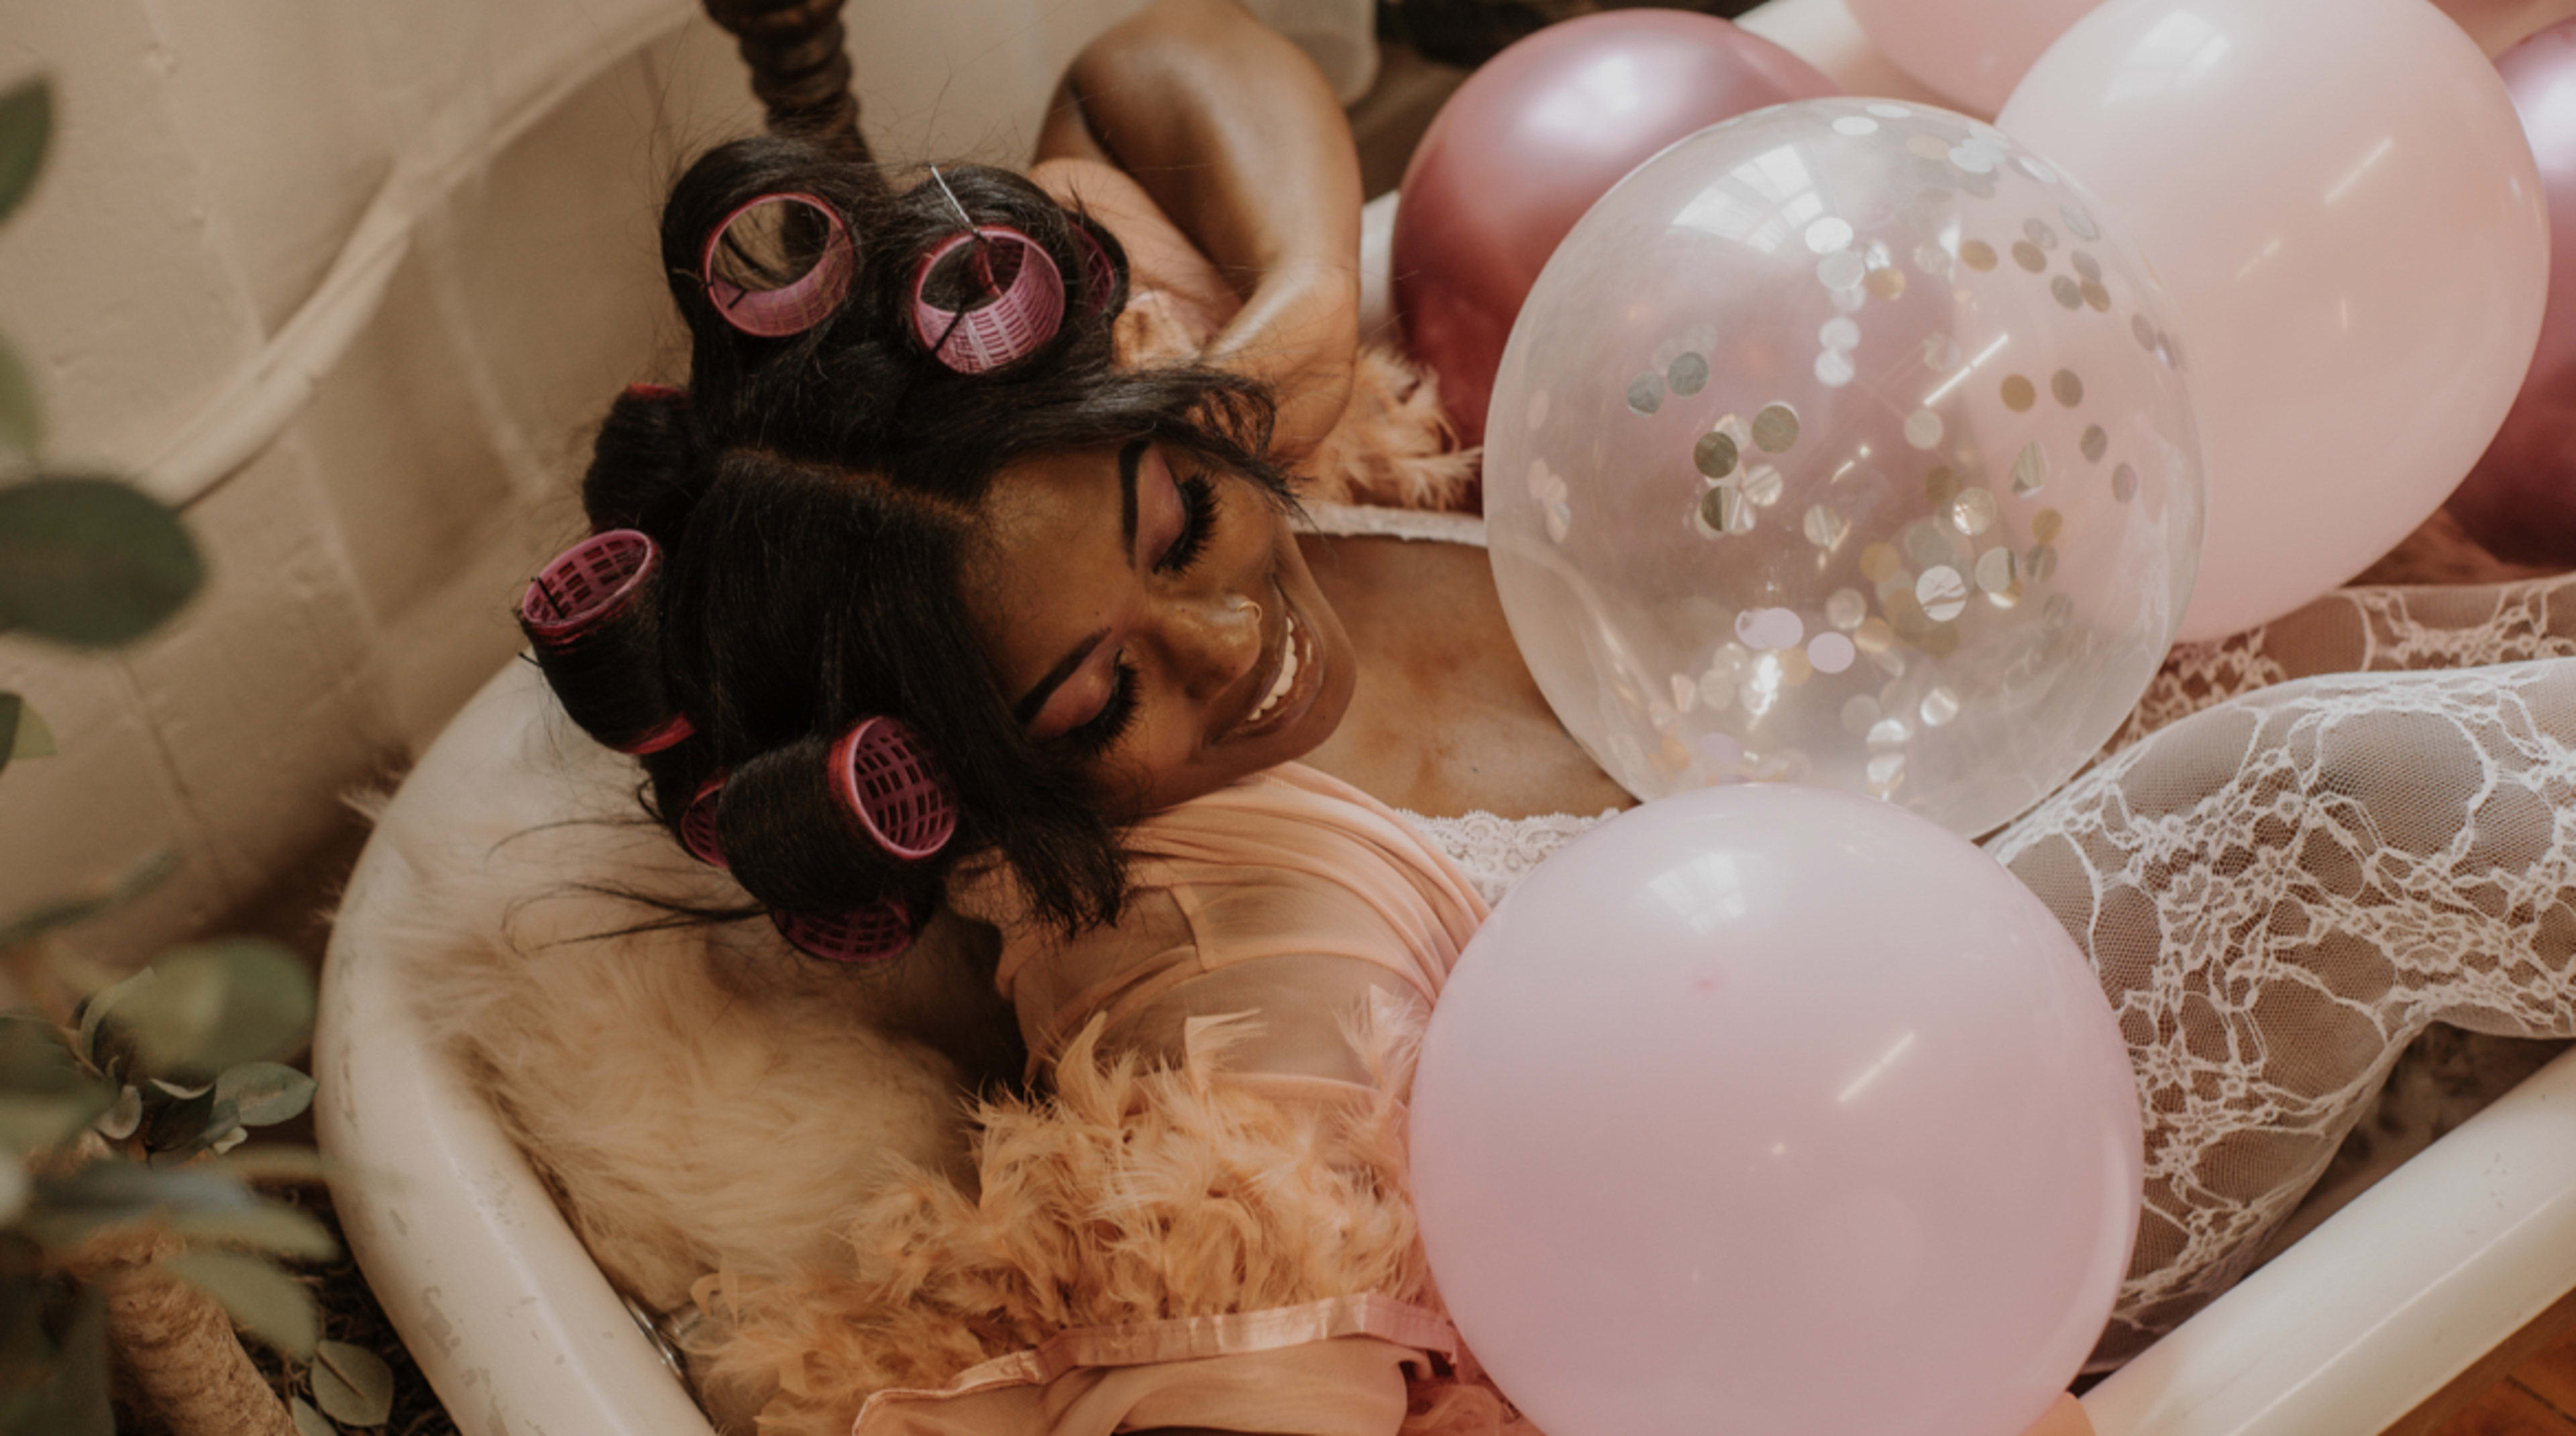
[0,0,1173,964]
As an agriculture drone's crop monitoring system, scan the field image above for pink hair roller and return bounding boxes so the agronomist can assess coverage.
[619,715,696,756]
[519,530,698,754]
[701,191,857,339]
[774,901,914,964]
[830,716,957,860]
[909,226,1066,374]
[520,529,657,644]
[680,773,727,868]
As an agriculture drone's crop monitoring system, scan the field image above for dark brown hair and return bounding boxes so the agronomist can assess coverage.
[537,135,1289,937]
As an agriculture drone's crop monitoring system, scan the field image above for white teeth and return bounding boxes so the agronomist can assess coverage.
[1249,613,1301,723]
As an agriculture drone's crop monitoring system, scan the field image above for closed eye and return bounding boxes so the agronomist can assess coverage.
[1155,469,1216,574]
[1063,657,1140,756]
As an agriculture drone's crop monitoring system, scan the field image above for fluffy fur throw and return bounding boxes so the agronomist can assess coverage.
[367,711,981,1324]
[684,1015,1508,1436]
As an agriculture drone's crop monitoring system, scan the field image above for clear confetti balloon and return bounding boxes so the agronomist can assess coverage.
[1484,98,2202,835]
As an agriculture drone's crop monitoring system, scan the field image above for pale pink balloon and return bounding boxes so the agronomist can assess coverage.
[1999,0,2550,642]
[1410,785,2141,1436]
[2437,0,2576,56]
[1845,0,2102,114]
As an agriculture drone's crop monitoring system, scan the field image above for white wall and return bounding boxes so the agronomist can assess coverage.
[0,0,1150,964]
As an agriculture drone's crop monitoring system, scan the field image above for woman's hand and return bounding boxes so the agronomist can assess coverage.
[1037,0,1365,460]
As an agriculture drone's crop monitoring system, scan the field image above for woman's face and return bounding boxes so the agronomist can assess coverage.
[964,440,1355,816]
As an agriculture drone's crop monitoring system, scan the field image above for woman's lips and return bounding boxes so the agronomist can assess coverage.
[1232,599,1318,742]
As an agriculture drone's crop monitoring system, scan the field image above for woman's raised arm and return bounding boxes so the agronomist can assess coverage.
[1036,0,1364,458]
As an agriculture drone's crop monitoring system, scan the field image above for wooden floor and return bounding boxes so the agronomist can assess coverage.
[2440,1323,2576,1435]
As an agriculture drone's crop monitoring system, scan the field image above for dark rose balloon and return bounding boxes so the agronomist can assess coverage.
[2447,18,2576,564]
[1391,11,1837,445]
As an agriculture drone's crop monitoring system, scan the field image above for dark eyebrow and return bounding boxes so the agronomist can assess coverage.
[1013,629,1107,726]
[1118,437,1145,554]
[1012,440,1150,728]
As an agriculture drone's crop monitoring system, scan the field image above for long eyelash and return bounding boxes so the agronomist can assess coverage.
[1156,472,1218,574]
[1067,658,1141,756]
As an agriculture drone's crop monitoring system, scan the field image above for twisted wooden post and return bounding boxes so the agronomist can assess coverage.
[701,0,872,164]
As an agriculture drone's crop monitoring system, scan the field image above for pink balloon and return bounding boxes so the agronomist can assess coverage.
[2435,0,2576,55]
[1845,0,2101,114]
[1410,786,2141,1436]
[2447,19,2576,564]
[1999,0,2550,642]
[1393,11,1836,445]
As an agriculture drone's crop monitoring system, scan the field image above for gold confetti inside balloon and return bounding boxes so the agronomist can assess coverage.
[1483,99,2202,835]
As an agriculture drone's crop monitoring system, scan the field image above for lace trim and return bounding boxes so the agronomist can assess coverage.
[1297,501,1489,549]
[1399,806,1616,909]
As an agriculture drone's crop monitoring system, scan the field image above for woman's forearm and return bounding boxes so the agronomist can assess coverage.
[1044,0,1364,455]
[1053,0,1360,293]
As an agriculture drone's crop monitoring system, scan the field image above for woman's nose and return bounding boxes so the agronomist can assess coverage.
[1154,593,1264,702]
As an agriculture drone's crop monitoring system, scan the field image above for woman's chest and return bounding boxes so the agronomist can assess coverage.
[1295,533,1635,821]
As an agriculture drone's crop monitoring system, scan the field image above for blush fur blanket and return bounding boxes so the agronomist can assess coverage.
[380,348,1498,1436]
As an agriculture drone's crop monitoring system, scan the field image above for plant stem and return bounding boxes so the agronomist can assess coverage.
[78,1231,295,1436]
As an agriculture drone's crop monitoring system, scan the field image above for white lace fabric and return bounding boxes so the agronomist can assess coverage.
[1996,578,2576,1364]
[1397,807,1615,909]
[1297,499,1493,550]
[1307,503,2576,1368]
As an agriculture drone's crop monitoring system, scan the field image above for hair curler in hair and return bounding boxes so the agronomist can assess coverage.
[518,530,696,754]
[830,715,958,860]
[680,772,728,867]
[700,191,857,339]
[713,719,955,926]
[773,900,914,964]
[910,225,1067,374]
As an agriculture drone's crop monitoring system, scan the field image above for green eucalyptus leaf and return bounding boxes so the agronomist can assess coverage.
[0,692,51,779]
[92,1084,140,1141]
[167,1200,337,1262]
[23,1161,260,1249]
[0,79,50,227]
[290,1396,337,1436]
[311,1339,394,1426]
[0,849,178,951]
[0,1152,25,1227]
[0,476,203,648]
[0,1090,109,1153]
[213,1145,333,1184]
[0,1280,112,1436]
[140,1084,215,1156]
[152,1098,240,1166]
[0,1019,109,1152]
[77,966,157,1066]
[0,334,38,458]
[214,1062,315,1127]
[107,939,313,1080]
[50,1282,111,1436]
[160,1247,317,1359]
[8,699,46,762]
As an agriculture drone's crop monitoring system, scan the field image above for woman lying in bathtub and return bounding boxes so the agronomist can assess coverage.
[519,1,2576,1431]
